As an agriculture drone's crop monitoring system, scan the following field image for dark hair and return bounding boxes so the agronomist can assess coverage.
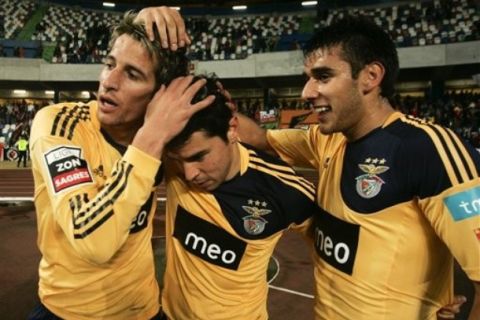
[304,15,399,99]
[166,75,232,150]
[109,11,189,89]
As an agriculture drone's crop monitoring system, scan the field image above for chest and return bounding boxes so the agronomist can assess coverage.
[318,133,410,215]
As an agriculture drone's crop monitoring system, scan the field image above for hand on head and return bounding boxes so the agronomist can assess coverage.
[135,6,191,50]
[216,80,237,113]
[137,76,215,157]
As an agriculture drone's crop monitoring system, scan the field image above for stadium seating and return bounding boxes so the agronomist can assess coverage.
[0,0,477,62]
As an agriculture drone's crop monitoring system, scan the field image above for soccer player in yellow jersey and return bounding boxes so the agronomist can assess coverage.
[236,15,480,320]
[27,8,211,320]
[161,76,317,320]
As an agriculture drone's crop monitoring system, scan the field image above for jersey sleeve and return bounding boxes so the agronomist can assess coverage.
[30,109,161,264]
[413,125,480,282]
[266,126,321,169]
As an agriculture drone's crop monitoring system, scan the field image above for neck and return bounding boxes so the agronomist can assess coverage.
[101,123,141,147]
[345,96,395,142]
[225,142,241,181]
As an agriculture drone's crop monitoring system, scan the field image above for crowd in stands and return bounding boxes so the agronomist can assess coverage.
[0,0,36,40]
[393,90,480,148]
[0,100,44,150]
[0,0,478,62]
[0,91,479,154]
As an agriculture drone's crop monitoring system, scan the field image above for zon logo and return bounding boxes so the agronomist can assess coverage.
[174,206,247,270]
[56,158,82,172]
[44,146,93,193]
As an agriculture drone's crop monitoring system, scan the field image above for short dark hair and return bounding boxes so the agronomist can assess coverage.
[166,76,232,151]
[109,11,189,89]
[304,15,399,99]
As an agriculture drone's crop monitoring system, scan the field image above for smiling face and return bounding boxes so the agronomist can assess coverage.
[167,130,239,192]
[302,45,368,140]
[97,34,157,137]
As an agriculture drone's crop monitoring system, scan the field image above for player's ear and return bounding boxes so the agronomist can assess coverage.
[227,115,239,144]
[360,61,385,94]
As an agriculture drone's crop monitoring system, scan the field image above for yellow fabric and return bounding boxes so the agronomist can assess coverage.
[162,143,315,320]
[30,101,161,320]
[267,112,480,320]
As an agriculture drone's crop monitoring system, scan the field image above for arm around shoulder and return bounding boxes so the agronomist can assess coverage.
[235,112,275,154]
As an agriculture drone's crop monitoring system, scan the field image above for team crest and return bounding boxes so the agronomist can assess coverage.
[355,158,389,199]
[242,199,271,235]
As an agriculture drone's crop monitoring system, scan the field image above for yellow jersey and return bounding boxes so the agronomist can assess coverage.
[267,112,480,319]
[30,101,162,320]
[162,143,317,320]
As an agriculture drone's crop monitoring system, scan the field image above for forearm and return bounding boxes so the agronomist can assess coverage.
[468,282,480,320]
[54,146,159,263]
[236,112,275,155]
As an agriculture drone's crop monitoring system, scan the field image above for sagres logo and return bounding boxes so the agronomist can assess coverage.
[355,158,389,199]
[44,145,93,193]
[242,199,271,235]
[444,186,480,221]
[174,206,247,270]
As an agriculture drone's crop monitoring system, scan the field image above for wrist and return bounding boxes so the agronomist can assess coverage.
[131,127,168,159]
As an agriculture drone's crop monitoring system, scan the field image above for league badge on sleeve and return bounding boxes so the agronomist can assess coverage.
[43,146,93,193]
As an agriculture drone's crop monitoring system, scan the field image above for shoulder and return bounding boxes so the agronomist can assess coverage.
[387,115,480,195]
[31,101,97,142]
[241,143,316,200]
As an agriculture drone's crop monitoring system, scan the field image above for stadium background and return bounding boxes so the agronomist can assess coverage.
[0,0,478,319]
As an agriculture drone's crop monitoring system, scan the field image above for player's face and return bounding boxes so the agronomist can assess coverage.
[302,45,366,140]
[97,34,156,130]
[167,131,239,192]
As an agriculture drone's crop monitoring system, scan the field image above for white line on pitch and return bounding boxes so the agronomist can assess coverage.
[268,256,280,284]
[268,285,314,299]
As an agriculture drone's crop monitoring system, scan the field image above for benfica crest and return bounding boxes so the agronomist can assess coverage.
[242,199,271,235]
[355,158,389,199]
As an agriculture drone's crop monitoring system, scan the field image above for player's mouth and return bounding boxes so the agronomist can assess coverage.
[314,105,331,114]
[99,95,119,111]
[313,105,332,122]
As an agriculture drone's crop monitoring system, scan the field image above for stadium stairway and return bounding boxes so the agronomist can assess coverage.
[16,5,48,41]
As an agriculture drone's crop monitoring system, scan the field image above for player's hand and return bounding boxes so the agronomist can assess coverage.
[437,295,467,319]
[145,76,215,143]
[134,76,214,158]
[216,80,237,113]
[135,6,191,50]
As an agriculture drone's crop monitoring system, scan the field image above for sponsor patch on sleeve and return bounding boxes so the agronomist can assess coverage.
[444,186,480,221]
[43,146,93,193]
